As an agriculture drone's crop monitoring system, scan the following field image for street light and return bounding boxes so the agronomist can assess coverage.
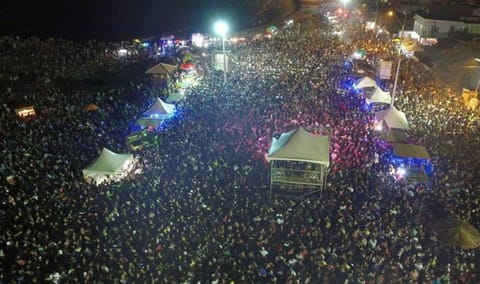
[388,11,407,41]
[214,20,229,84]
[340,0,350,9]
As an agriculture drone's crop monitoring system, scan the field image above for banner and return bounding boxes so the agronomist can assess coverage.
[214,54,228,72]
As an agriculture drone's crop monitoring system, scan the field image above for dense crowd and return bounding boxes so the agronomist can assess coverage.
[1,12,479,283]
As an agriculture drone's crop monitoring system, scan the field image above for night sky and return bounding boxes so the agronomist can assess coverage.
[0,0,259,40]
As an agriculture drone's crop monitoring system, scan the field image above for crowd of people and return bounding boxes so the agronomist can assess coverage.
[1,11,479,283]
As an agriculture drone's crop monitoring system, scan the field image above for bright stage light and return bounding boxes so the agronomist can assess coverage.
[396,167,406,177]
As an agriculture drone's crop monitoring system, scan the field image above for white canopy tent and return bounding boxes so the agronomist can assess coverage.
[375,106,409,131]
[355,76,377,89]
[366,87,392,105]
[143,98,176,118]
[268,127,330,196]
[268,127,330,166]
[82,148,134,184]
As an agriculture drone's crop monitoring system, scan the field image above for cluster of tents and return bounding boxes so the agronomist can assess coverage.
[355,76,480,249]
[82,97,177,184]
[355,76,392,105]
[355,75,432,183]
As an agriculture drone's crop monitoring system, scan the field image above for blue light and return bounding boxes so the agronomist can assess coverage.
[363,101,373,112]
[339,78,356,92]
[390,155,433,177]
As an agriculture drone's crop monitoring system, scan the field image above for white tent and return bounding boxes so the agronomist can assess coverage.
[375,106,409,130]
[143,98,176,118]
[366,87,392,105]
[268,127,330,166]
[82,148,134,184]
[355,76,377,89]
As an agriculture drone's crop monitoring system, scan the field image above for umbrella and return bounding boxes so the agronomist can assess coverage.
[433,219,480,249]
[84,103,99,111]
[266,25,279,34]
[179,63,196,71]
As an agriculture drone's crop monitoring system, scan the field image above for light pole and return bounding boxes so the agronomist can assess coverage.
[389,11,407,106]
[214,20,229,84]
[391,58,402,105]
[476,58,480,94]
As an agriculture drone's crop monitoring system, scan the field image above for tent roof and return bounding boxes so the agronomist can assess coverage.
[383,129,408,143]
[143,98,176,117]
[145,63,177,75]
[355,76,377,89]
[375,106,409,130]
[136,117,164,127]
[392,143,430,159]
[433,219,480,249]
[82,148,133,175]
[404,167,429,183]
[367,87,391,104]
[268,127,330,166]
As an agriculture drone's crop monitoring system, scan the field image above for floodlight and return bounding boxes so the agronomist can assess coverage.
[214,20,229,37]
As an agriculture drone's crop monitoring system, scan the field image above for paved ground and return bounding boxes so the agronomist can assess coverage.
[420,39,480,92]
